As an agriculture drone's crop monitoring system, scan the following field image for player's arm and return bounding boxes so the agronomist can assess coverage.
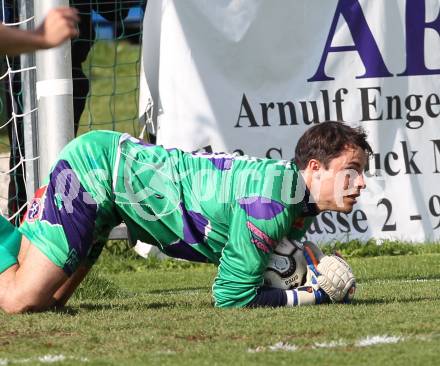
[50,237,108,308]
[51,265,90,308]
[212,199,293,308]
[247,241,355,307]
[246,285,329,307]
[0,7,79,56]
[246,241,329,307]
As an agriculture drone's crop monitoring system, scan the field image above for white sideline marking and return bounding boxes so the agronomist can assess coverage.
[313,340,347,349]
[356,335,402,347]
[367,278,440,285]
[39,355,66,363]
[247,334,411,353]
[0,355,88,365]
[268,342,298,351]
[247,342,297,353]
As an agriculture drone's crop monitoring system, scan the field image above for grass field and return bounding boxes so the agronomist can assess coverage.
[1,242,439,366]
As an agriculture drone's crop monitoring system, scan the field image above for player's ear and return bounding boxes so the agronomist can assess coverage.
[306,159,321,171]
[305,159,322,179]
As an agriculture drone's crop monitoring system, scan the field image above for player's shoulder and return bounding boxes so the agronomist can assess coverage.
[72,130,122,148]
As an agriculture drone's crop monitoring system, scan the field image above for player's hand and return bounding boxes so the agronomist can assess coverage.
[316,255,356,302]
[302,242,356,303]
[34,7,79,49]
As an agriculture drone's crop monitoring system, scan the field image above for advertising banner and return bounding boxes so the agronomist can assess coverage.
[142,0,440,242]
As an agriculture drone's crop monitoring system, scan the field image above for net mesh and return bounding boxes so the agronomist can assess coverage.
[0,1,145,227]
[71,0,145,137]
[0,1,37,225]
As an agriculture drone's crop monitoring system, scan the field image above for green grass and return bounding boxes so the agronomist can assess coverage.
[1,245,439,366]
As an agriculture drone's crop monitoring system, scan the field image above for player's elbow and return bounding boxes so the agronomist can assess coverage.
[212,292,249,309]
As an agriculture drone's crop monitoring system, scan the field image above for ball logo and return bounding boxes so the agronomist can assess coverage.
[27,198,42,222]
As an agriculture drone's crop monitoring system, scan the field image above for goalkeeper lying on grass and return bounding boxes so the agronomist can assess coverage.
[0,121,370,313]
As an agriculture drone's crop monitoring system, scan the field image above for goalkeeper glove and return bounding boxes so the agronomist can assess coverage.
[302,241,356,303]
[316,255,356,303]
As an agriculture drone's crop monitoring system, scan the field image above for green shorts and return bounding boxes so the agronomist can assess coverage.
[19,131,122,275]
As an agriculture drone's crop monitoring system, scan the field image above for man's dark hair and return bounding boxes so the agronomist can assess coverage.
[294,121,372,169]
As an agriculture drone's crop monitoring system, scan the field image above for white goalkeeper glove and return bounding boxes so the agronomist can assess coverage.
[302,242,356,303]
[316,254,356,303]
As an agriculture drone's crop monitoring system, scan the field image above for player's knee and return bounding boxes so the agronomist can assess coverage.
[2,298,29,314]
[1,292,42,314]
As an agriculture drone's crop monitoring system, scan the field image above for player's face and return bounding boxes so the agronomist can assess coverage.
[309,146,368,213]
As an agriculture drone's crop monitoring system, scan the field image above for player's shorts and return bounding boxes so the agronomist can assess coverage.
[19,131,122,275]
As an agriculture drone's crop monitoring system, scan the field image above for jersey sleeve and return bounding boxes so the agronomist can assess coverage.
[212,197,291,308]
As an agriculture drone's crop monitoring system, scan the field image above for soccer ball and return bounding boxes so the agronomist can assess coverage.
[264,238,308,289]
[343,281,357,303]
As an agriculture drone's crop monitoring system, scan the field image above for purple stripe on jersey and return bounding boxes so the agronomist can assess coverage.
[41,159,97,273]
[163,241,208,263]
[238,197,284,220]
[207,157,233,171]
[191,152,234,171]
[180,203,209,244]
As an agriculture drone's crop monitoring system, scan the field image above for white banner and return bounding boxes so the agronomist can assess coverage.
[142,0,440,242]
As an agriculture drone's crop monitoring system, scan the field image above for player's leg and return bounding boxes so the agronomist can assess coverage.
[1,131,122,313]
[51,235,109,307]
[0,219,78,312]
[12,234,91,309]
[0,235,68,313]
[51,264,90,307]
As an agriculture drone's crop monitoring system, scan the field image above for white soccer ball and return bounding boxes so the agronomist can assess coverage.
[264,238,308,289]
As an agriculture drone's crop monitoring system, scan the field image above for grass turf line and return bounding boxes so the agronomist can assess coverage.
[0,246,439,366]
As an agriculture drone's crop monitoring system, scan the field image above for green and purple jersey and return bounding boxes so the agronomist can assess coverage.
[19,131,315,307]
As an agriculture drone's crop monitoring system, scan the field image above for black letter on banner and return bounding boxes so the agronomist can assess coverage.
[300,101,320,125]
[336,212,350,233]
[235,94,259,127]
[426,94,440,118]
[401,141,421,174]
[261,102,275,127]
[321,212,336,234]
[307,217,323,235]
[384,151,400,176]
[359,87,383,121]
[266,147,283,159]
[277,102,298,126]
[352,210,368,233]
